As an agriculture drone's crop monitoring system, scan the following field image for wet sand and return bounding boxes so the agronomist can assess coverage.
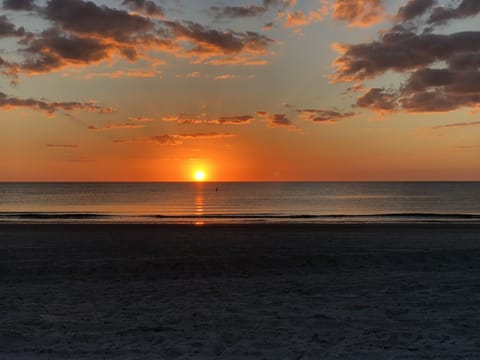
[1,223,480,359]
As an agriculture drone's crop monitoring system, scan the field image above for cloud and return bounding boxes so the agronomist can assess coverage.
[122,0,164,18]
[19,29,113,74]
[428,0,480,25]
[88,123,145,131]
[44,0,154,43]
[88,116,151,130]
[46,144,79,149]
[0,91,114,114]
[278,1,329,29]
[210,5,268,19]
[215,74,235,80]
[3,0,35,11]
[113,132,235,145]
[356,88,398,113]
[128,116,152,122]
[0,0,276,79]
[333,0,385,27]
[395,0,435,22]
[163,20,273,60]
[430,121,480,130]
[82,69,160,79]
[210,0,289,20]
[256,111,299,130]
[297,109,355,123]
[333,0,480,115]
[162,113,254,125]
[0,15,26,37]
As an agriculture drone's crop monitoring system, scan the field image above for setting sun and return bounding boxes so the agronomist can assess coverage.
[194,170,206,182]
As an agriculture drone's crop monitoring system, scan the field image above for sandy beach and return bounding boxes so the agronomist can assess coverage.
[1,223,480,359]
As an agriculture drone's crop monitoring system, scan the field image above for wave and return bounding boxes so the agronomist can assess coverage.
[1,212,480,223]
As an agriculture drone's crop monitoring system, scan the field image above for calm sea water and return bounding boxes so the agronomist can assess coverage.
[1,182,480,224]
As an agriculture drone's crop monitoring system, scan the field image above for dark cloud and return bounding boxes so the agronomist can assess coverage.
[210,0,283,20]
[356,88,398,113]
[0,0,275,80]
[0,15,26,37]
[333,0,385,27]
[428,0,480,25]
[164,20,272,57]
[334,0,480,114]
[395,0,436,22]
[122,0,164,18]
[210,5,267,19]
[44,0,154,43]
[256,111,298,129]
[298,109,355,123]
[20,28,111,73]
[0,91,114,114]
[3,0,35,11]
[400,89,480,113]
[334,29,480,82]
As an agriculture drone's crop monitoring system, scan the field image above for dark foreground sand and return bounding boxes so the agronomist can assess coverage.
[1,223,480,359]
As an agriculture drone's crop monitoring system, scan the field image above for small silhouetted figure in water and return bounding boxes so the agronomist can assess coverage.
[215,187,218,192]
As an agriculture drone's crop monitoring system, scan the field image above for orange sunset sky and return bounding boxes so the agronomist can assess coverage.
[1,0,479,181]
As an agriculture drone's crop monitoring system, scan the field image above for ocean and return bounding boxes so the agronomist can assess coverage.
[1,182,480,224]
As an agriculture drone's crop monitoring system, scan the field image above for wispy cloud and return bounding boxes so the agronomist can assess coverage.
[431,121,480,130]
[256,111,301,131]
[0,91,114,114]
[162,113,254,125]
[298,108,356,123]
[83,69,160,79]
[113,132,235,145]
[45,144,79,149]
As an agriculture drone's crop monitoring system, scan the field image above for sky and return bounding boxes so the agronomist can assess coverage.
[0,0,479,181]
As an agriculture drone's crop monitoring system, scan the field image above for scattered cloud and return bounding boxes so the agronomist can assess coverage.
[395,0,435,22]
[430,121,480,130]
[210,5,268,19]
[162,113,254,125]
[210,0,291,20]
[82,69,160,79]
[45,144,79,149]
[0,91,114,114]
[122,0,165,18]
[333,0,385,27]
[356,88,398,114]
[0,0,276,81]
[298,108,356,123]
[215,74,235,80]
[88,123,145,131]
[128,116,152,122]
[333,0,480,114]
[256,111,300,131]
[163,20,273,62]
[428,0,480,25]
[113,132,235,145]
[0,15,27,37]
[88,116,150,130]
[2,0,35,11]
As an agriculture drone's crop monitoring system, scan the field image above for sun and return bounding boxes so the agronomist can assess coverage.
[194,170,206,182]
